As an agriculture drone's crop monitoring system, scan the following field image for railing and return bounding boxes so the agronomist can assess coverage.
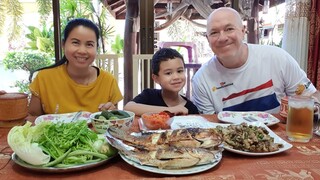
[95,54,119,81]
[132,54,155,97]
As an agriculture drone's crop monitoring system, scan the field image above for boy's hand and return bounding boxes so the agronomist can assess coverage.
[169,105,188,115]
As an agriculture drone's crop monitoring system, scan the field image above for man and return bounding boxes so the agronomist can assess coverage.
[192,7,319,114]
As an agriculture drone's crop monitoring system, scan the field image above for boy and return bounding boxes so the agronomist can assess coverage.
[124,48,199,116]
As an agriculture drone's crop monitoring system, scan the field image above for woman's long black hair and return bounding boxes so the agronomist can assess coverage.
[29,18,100,82]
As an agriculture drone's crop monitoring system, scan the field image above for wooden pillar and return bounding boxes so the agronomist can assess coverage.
[139,0,154,89]
[52,0,61,62]
[123,0,139,104]
[247,0,259,44]
[139,0,154,54]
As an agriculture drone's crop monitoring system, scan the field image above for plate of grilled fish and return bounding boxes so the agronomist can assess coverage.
[119,152,221,175]
[211,122,293,156]
[106,126,223,174]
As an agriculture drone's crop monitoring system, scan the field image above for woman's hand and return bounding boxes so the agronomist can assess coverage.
[98,102,116,111]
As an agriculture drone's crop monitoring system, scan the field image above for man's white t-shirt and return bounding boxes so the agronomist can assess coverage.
[192,44,316,114]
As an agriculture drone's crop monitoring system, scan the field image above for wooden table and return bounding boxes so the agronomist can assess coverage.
[1,115,320,179]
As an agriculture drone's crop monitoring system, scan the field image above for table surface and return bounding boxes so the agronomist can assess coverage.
[1,114,320,179]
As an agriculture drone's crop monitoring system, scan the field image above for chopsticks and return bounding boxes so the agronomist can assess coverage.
[243,116,269,125]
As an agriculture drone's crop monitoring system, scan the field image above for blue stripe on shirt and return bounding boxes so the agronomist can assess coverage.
[223,93,280,112]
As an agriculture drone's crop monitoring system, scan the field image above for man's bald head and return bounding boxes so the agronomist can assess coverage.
[207,7,243,35]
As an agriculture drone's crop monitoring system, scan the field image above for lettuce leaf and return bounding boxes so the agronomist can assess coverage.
[7,121,51,165]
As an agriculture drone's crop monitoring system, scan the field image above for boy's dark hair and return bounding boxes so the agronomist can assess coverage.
[29,18,100,81]
[151,48,184,75]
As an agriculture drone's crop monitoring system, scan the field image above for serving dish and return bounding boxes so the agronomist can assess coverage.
[34,111,91,125]
[106,125,223,173]
[217,111,280,126]
[90,110,135,134]
[12,152,117,173]
[119,153,221,175]
[140,112,172,130]
[138,115,211,131]
[209,122,293,156]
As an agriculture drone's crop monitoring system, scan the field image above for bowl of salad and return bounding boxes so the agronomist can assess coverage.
[90,110,135,134]
[141,111,173,130]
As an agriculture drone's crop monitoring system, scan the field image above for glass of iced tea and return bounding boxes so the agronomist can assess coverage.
[286,96,319,142]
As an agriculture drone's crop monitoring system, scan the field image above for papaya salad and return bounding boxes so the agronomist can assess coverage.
[7,120,117,167]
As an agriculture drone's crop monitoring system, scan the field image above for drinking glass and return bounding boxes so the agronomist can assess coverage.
[286,96,319,142]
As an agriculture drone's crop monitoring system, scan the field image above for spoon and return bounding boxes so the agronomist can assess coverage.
[71,111,82,122]
[243,116,269,125]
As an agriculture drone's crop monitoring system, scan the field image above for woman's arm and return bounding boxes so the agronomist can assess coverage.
[28,95,45,116]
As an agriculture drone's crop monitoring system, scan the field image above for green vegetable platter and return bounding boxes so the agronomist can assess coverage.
[11,152,116,173]
[8,120,118,173]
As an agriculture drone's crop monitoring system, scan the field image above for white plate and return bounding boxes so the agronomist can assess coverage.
[119,152,222,175]
[209,122,293,156]
[217,111,280,126]
[11,152,117,173]
[138,115,212,131]
[34,111,92,125]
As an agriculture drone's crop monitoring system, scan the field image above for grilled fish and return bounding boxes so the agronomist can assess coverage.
[107,127,222,151]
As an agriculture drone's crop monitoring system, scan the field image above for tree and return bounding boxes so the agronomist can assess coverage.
[36,0,52,27]
[59,0,115,53]
[2,50,53,93]
[0,0,23,44]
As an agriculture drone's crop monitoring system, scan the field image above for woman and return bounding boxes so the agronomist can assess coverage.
[28,18,123,116]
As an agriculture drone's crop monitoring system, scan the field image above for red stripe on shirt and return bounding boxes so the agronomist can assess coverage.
[222,80,274,101]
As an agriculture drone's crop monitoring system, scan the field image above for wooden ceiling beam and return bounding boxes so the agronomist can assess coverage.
[109,1,125,11]
[103,0,286,20]
[115,6,127,17]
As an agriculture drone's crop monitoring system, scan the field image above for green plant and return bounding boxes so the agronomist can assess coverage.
[11,80,30,94]
[0,0,23,43]
[25,25,55,56]
[36,0,52,27]
[3,50,53,93]
[111,34,124,55]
